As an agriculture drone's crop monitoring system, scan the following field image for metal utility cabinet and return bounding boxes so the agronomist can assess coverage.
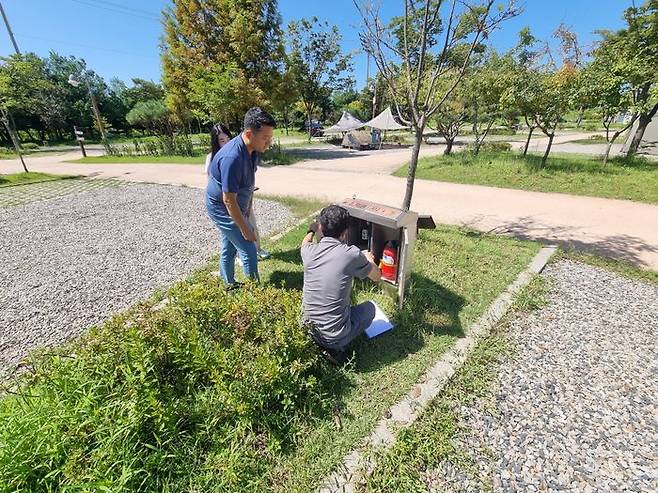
[336,198,419,308]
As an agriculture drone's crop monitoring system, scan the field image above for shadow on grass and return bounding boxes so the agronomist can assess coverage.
[265,246,466,376]
[351,273,465,374]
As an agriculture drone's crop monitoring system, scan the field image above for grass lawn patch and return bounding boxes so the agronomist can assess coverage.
[0,199,539,491]
[395,151,658,204]
[0,172,74,187]
[567,135,608,145]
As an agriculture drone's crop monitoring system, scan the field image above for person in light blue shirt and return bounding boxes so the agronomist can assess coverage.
[206,108,275,287]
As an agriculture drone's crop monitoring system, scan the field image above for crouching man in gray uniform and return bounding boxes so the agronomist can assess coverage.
[301,205,381,364]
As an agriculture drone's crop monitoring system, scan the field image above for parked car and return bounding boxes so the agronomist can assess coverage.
[299,120,324,137]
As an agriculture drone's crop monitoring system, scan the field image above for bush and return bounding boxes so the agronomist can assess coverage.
[105,134,201,158]
[0,281,330,492]
[468,141,512,153]
[21,143,39,150]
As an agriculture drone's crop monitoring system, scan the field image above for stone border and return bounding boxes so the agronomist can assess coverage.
[318,245,558,493]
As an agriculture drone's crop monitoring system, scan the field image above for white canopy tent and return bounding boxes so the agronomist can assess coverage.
[363,107,408,130]
[324,111,365,134]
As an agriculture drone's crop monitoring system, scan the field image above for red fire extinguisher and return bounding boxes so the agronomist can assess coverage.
[380,241,398,282]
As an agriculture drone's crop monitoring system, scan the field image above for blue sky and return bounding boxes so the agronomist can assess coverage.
[1,0,632,89]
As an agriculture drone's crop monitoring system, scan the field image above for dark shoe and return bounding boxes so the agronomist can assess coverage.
[321,347,348,366]
[227,282,243,291]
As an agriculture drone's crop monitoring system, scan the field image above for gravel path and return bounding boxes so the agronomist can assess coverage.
[0,181,293,375]
[426,259,658,492]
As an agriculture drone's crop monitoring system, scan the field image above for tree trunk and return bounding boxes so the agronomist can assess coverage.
[576,106,584,128]
[444,137,454,155]
[523,126,535,157]
[603,141,614,165]
[402,125,425,211]
[307,109,313,142]
[626,113,652,157]
[541,131,555,167]
[283,106,289,135]
[1,109,28,172]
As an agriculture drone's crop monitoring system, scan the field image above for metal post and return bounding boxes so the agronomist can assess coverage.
[74,126,87,157]
[0,1,20,55]
[1,108,27,172]
[87,84,106,141]
[0,1,27,171]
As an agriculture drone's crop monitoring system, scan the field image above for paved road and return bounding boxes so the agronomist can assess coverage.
[2,143,657,270]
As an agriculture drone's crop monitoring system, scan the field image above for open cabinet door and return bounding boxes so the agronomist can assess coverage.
[397,227,411,309]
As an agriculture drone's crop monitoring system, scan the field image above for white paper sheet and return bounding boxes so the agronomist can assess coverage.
[365,301,394,339]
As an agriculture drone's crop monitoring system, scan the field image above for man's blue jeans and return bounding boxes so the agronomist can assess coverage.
[206,197,259,285]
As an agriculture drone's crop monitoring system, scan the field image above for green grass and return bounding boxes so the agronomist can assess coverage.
[258,194,324,221]
[362,275,548,492]
[396,151,658,204]
[0,200,540,492]
[65,142,322,166]
[0,150,69,160]
[0,172,74,187]
[67,155,205,164]
[253,224,538,491]
[568,135,608,145]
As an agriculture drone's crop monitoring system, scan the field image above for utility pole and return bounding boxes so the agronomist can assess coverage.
[0,0,27,172]
[0,1,20,55]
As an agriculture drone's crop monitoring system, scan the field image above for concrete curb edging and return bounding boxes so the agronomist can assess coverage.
[318,245,558,493]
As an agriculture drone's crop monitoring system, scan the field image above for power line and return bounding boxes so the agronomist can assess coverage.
[15,33,160,60]
[78,0,161,18]
[70,0,160,22]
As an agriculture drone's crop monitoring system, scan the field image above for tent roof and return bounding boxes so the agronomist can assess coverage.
[324,111,365,133]
[364,107,408,130]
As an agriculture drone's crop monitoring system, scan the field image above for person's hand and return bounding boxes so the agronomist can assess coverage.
[242,227,257,243]
[363,250,375,263]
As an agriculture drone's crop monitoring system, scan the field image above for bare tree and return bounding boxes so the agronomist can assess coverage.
[355,0,519,210]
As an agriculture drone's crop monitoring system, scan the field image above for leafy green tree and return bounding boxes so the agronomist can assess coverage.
[433,77,468,155]
[270,63,300,134]
[124,79,165,108]
[162,0,284,128]
[464,51,515,154]
[356,0,519,210]
[500,28,543,156]
[596,1,658,156]
[43,52,108,140]
[286,17,353,140]
[126,100,171,134]
[579,53,639,164]
[0,53,53,171]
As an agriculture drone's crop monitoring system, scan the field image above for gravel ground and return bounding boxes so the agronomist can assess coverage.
[425,259,658,492]
[0,181,293,375]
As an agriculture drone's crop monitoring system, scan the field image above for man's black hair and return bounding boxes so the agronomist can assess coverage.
[244,107,276,132]
[319,205,350,239]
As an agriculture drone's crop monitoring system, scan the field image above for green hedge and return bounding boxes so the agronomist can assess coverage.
[0,281,329,492]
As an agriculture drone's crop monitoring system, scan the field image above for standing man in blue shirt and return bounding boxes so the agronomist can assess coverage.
[206,107,275,287]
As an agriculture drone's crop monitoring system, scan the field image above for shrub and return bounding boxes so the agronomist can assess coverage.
[468,141,512,153]
[0,281,330,492]
[21,143,39,150]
